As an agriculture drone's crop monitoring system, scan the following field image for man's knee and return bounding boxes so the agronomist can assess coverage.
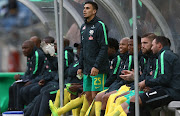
[130,96,142,105]
[95,92,104,101]
[102,94,109,103]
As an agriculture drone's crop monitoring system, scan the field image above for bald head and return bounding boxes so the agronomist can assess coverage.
[22,40,35,57]
[119,37,129,54]
[30,36,41,48]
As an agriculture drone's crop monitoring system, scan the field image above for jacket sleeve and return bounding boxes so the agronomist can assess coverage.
[93,22,108,69]
[145,53,175,87]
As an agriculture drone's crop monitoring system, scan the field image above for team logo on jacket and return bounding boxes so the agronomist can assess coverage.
[89,36,93,40]
[89,30,94,35]
[82,25,86,30]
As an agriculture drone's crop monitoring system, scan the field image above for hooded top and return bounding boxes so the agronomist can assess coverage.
[79,16,109,75]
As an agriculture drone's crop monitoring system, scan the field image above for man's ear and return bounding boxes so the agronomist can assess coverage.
[93,10,97,14]
[158,42,162,49]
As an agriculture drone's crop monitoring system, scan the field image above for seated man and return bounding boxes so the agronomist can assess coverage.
[105,33,157,115]
[93,36,146,116]
[20,36,55,105]
[127,36,180,115]
[49,37,120,116]
[8,40,45,110]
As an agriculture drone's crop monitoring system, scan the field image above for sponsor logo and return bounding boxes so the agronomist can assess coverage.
[150,71,153,75]
[89,36,93,40]
[110,65,113,69]
[95,86,100,89]
[146,92,149,97]
[146,91,157,98]
[46,65,49,69]
[149,91,157,96]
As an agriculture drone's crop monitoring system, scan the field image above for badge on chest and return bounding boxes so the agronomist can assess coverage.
[89,30,94,40]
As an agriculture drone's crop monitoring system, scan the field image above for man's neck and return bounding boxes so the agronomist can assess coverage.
[86,15,95,22]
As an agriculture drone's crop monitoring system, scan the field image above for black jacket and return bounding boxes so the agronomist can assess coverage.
[31,56,57,83]
[105,52,130,92]
[79,16,109,75]
[20,47,45,81]
[105,52,128,87]
[64,46,74,71]
[145,46,180,100]
[139,52,156,82]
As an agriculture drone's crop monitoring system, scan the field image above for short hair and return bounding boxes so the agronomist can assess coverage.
[108,37,119,52]
[74,43,81,48]
[155,36,170,47]
[84,1,98,11]
[44,36,55,43]
[64,38,70,47]
[142,33,157,41]
[130,35,141,45]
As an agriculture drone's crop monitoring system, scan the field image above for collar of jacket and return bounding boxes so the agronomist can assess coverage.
[109,51,120,61]
[64,46,73,53]
[120,51,129,61]
[156,46,170,57]
[28,47,37,57]
[85,16,100,25]
[138,50,143,60]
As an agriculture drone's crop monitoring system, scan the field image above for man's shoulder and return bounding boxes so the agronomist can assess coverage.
[34,48,45,58]
[162,50,178,63]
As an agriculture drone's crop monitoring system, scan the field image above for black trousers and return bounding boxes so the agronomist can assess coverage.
[20,83,42,104]
[8,82,25,110]
[24,82,59,116]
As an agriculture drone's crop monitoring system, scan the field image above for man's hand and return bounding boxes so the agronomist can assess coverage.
[41,41,48,54]
[69,84,82,92]
[38,79,45,86]
[77,69,82,76]
[138,80,146,90]
[14,74,21,81]
[90,67,99,76]
[24,81,32,86]
[143,87,150,92]
[120,70,134,81]
[46,44,55,56]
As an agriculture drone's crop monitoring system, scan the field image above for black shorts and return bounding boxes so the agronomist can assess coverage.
[139,87,173,109]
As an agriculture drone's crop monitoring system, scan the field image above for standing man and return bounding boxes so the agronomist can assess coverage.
[77,1,109,105]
